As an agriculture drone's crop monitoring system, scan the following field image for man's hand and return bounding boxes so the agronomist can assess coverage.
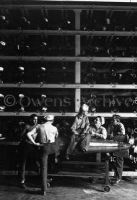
[129,138,134,145]
[34,142,41,146]
[74,131,79,135]
[92,132,96,136]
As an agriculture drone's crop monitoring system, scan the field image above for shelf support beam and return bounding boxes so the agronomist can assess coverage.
[75,9,81,113]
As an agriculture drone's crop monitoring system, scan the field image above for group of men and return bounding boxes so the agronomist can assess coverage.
[65,104,126,185]
[18,103,127,196]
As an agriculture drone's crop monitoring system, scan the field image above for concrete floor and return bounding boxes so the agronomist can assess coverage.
[0,175,137,200]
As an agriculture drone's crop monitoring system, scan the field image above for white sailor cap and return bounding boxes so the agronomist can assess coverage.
[46,114,54,121]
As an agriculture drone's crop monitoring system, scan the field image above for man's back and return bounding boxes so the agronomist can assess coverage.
[36,122,58,144]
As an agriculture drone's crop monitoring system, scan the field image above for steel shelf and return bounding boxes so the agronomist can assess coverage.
[0,112,136,118]
[1,30,137,37]
[0,56,136,62]
[0,4,137,11]
[0,83,136,89]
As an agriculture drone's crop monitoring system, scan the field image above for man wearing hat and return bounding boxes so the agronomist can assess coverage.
[27,114,59,196]
[65,103,90,160]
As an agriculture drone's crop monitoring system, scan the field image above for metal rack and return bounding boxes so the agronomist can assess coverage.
[0,2,137,116]
[0,1,137,177]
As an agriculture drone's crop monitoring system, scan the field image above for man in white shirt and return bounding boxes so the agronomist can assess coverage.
[27,114,59,196]
[66,104,90,160]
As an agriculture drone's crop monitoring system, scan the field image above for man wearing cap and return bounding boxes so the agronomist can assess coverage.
[65,104,90,160]
[107,114,126,184]
[27,114,59,196]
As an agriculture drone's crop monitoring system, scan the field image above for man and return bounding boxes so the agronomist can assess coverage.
[27,114,59,196]
[65,104,90,160]
[89,116,107,139]
[107,114,126,184]
[18,114,40,189]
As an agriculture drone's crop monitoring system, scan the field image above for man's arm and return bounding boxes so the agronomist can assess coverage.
[27,127,40,146]
[71,117,79,135]
[119,123,125,135]
[92,127,107,139]
[100,127,107,139]
[55,128,59,138]
[83,117,90,133]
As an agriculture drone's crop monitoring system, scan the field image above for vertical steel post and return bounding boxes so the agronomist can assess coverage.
[75,9,81,113]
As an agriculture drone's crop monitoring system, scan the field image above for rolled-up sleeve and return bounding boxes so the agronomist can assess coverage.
[55,128,59,138]
[119,123,125,135]
[84,117,90,133]
[71,117,78,134]
[102,127,107,139]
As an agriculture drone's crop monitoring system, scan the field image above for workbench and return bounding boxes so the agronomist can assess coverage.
[0,139,131,192]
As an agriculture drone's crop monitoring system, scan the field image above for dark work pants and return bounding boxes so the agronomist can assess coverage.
[111,135,128,180]
[18,142,40,183]
[112,152,124,180]
[41,147,48,192]
[40,142,59,192]
[66,133,91,155]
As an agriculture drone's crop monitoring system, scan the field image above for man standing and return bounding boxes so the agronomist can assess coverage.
[107,114,126,184]
[27,114,59,196]
[18,114,40,188]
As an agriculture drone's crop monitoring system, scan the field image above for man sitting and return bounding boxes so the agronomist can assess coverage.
[65,104,90,160]
[88,116,107,140]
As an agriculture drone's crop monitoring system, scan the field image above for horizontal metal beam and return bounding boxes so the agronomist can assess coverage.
[1,30,137,37]
[0,83,137,89]
[0,112,136,118]
[49,171,137,177]
[0,56,137,62]
[0,112,76,117]
[0,170,137,177]
[90,113,137,118]
[0,4,137,11]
